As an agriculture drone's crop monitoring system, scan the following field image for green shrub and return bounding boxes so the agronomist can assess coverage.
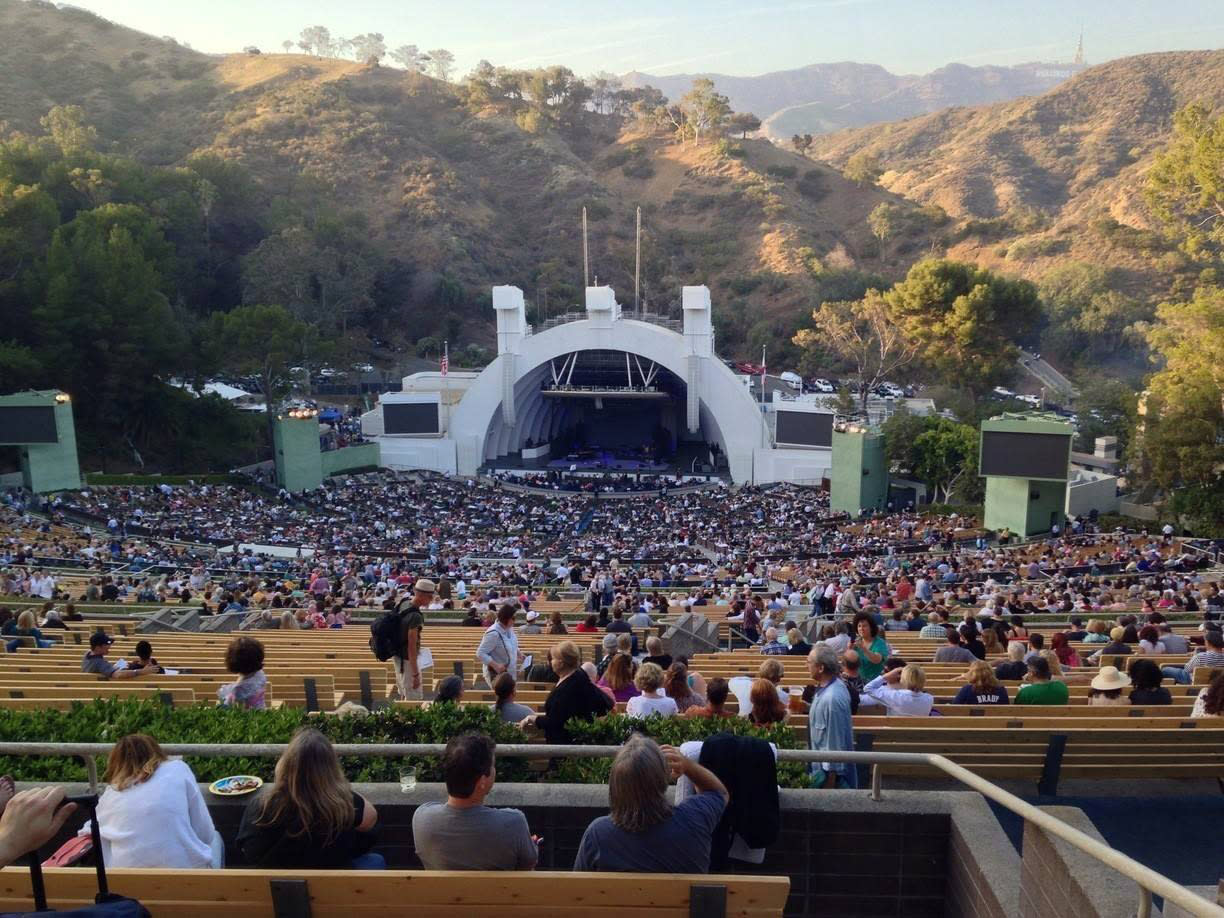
[622,160,655,179]
[602,149,630,168]
[0,700,814,786]
[797,170,827,201]
[765,164,797,179]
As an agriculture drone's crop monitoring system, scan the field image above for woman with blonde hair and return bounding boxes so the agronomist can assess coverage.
[626,661,678,718]
[14,609,52,648]
[950,660,1009,705]
[862,663,933,716]
[238,728,382,868]
[519,640,614,742]
[89,734,220,867]
[1082,619,1109,644]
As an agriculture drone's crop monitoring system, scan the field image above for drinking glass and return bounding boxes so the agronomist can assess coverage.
[399,766,417,793]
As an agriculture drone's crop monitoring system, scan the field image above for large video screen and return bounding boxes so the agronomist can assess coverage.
[383,402,439,435]
[0,406,58,444]
[775,410,833,448]
[980,431,1070,480]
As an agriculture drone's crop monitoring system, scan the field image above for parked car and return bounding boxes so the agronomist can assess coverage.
[876,382,905,399]
[808,377,836,393]
[992,386,1016,399]
[735,362,765,375]
[318,367,341,378]
[352,362,375,373]
[779,371,803,391]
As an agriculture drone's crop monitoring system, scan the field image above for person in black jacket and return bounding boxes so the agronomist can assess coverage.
[519,641,613,743]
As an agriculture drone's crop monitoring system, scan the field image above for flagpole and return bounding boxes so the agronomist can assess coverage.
[443,340,449,436]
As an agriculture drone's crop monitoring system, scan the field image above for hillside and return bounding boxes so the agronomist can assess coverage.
[623,60,1081,139]
[0,0,934,352]
[809,50,1224,303]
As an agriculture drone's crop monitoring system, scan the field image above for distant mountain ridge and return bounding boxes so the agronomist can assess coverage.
[623,60,1085,137]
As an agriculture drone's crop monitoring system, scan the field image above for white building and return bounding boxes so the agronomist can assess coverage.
[363,285,834,484]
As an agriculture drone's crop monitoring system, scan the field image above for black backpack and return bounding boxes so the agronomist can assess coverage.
[369,604,408,661]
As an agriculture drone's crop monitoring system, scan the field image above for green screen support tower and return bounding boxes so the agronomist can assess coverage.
[273,411,324,493]
[979,414,1073,539]
[0,390,81,493]
[831,426,888,516]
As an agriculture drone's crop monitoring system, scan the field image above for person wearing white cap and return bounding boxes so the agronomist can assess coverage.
[520,610,542,635]
[1087,666,1131,706]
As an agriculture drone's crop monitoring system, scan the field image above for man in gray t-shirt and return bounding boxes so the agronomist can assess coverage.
[412,732,538,870]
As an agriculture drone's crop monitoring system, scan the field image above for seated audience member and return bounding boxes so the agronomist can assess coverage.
[547,610,568,635]
[785,627,813,656]
[583,662,616,703]
[664,662,705,714]
[933,630,976,664]
[687,677,731,718]
[759,628,787,655]
[81,632,158,680]
[88,734,221,868]
[520,641,614,742]
[14,610,52,648]
[641,636,672,670]
[238,728,382,869]
[1087,666,1131,706]
[862,664,933,716]
[218,636,267,709]
[0,787,81,869]
[412,732,538,870]
[1088,627,1133,663]
[626,662,679,718]
[432,675,465,706]
[993,642,1028,681]
[1136,625,1167,655]
[747,677,788,725]
[1050,632,1080,669]
[492,673,536,723]
[1127,659,1172,706]
[574,614,600,634]
[1192,671,1224,719]
[460,606,483,627]
[573,734,727,872]
[1163,628,1224,684]
[1082,619,1109,643]
[951,660,1009,705]
[597,653,640,703]
[127,640,165,674]
[1014,657,1069,705]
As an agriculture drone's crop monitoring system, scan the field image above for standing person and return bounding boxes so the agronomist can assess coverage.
[572,734,727,872]
[218,636,267,709]
[395,579,433,700]
[237,728,382,869]
[519,641,614,743]
[478,603,522,689]
[851,613,888,682]
[806,644,856,789]
[88,734,221,868]
[411,732,539,870]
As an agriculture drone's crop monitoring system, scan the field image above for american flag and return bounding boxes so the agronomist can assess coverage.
[440,343,448,376]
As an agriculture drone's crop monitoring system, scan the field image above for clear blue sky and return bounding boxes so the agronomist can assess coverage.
[65,0,1224,77]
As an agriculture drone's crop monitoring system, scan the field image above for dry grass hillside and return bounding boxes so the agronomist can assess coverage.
[810,50,1224,300]
[0,0,935,342]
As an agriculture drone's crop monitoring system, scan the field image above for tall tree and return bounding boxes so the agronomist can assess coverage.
[282,40,293,53]
[791,133,813,155]
[884,259,1042,396]
[727,112,761,139]
[298,25,333,57]
[349,33,386,62]
[792,290,918,413]
[680,78,731,145]
[588,71,622,114]
[425,49,455,81]
[390,44,425,71]
[1145,102,1224,260]
[207,304,318,424]
[843,151,882,187]
[40,105,97,155]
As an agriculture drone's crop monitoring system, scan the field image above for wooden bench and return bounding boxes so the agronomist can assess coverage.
[0,868,790,917]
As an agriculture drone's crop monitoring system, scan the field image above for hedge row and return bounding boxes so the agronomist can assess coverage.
[0,699,810,787]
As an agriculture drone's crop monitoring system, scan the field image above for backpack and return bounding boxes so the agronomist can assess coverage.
[369,604,408,661]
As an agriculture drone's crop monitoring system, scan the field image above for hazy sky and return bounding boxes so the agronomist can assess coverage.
[65,0,1224,77]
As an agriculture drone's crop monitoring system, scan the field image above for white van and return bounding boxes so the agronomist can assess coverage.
[779,371,803,391]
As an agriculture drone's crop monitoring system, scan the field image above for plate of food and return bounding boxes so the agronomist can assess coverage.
[208,775,263,796]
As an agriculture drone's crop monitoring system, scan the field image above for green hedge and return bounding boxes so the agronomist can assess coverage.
[0,699,810,786]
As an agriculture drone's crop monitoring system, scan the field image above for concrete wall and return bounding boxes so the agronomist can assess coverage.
[1019,807,1145,918]
[377,437,458,474]
[1,392,81,493]
[984,475,1068,538]
[321,442,380,476]
[752,446,831,485]
[1066,470,1119,517]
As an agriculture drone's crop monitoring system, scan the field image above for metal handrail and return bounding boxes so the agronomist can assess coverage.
[0,743,1217,916]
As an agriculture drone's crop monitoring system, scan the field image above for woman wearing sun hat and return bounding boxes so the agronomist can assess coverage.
[1087,666,1131,707]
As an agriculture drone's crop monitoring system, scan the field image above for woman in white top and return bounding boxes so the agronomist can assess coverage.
[87,734,221,868]
[862,664,934,717]
[625,662,679,718]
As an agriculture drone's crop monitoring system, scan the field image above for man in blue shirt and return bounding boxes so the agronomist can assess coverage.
[807,643,856,789]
